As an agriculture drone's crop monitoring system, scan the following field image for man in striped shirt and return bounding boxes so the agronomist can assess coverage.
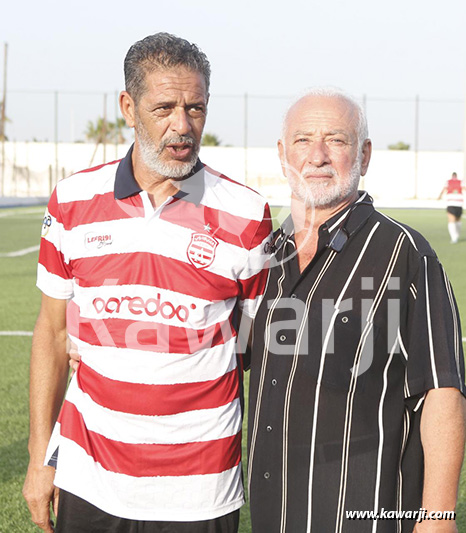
[23,33,271,533]
[248,88,466,532]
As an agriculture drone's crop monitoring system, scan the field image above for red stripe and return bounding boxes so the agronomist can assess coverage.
[47,188,59,218]
[59,192,145,230]
[39,238,72,280]
[75,362,239,416]
[71,253,239,301]
[250,204,272,248]
[59,401,241,477]
[66,300,236,354]
[71,159,120,175]
[239,268,269,302]
[160,200,266,249]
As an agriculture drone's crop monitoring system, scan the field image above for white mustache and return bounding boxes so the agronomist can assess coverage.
[301,166,337,179]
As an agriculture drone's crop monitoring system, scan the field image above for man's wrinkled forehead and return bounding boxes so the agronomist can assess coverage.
[283,95,359,139]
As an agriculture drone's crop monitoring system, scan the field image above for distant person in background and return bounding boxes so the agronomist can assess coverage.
[438,172,465,244]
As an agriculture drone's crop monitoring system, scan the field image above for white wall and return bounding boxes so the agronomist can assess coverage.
[0,142,463,207]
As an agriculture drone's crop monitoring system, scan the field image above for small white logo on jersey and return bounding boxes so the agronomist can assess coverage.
[85,232,113,250]
[41,212,52,237]
[187,233,218,269]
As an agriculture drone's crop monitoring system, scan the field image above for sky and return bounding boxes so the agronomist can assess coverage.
[1,0,466,151]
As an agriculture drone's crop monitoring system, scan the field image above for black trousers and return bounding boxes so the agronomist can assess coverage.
[55,490,240,533]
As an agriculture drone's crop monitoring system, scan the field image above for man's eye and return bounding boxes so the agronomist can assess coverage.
[296,138,308,143]
[188,106,205,115]
[328,138,345,144]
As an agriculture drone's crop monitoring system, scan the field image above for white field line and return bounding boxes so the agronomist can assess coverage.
[0,244,40,257]
[0,331,33,336]
[0,208,45,218]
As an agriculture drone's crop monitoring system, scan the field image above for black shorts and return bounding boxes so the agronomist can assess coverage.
[55,489,240,533]
[447,206,463,218]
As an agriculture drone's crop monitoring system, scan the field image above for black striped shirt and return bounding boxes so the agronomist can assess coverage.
[248,193,465,533]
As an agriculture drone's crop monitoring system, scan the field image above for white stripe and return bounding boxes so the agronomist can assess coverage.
[57,164,116,203]
[396,408,411,532]
[74,336,238,385]
[66,379,242,445]
[247,248,287,493]
[65,217,250,281]
[371,340,398,533]
[0,330,33,336]
[202,168,266,221]
[54,438,244,522]
[283,252,337,533]
[335,227,403,533]
[441,266,463,388]
[74,283,236,329]
[397,329,408,362]
[423,257,439,388]
[37,264,73,299]
[307,223,380,533]
[413,394,426,412]
[0,244,40,257]
[378,212,419,251]
[327,193,369,233]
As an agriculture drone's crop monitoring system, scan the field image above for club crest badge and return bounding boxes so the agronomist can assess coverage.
[187,233,218,269]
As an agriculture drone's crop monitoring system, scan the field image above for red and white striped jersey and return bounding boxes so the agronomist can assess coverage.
[445,177,464,207]
[39,148,272,521]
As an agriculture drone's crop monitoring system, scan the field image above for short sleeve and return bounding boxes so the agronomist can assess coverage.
[37,188,74,299]
[401,254,465,400]
[237,204,273,319]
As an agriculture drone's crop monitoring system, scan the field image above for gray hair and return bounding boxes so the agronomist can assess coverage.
[281,87,369,153]
[124,32,211,103]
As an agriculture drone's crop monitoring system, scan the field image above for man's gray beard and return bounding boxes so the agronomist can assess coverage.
[290,158,362,209]
[136,125,200,179]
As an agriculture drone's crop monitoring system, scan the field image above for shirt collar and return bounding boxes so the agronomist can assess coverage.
[277,191,374,251]
[114,144,205,206]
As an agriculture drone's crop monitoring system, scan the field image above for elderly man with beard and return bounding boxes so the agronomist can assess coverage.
[247,88,466,533]
[23,33,271,533]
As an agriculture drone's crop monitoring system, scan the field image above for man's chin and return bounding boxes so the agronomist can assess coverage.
[157,159,197,179]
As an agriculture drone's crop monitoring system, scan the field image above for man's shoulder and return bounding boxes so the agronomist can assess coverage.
[55,159,121,205]
[201,163,269,219]
[371,209,436,258]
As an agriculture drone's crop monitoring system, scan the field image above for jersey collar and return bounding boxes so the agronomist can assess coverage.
[114,144,205,206]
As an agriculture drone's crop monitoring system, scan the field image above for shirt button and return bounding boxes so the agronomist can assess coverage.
[266,425,273,432]
[279,334,286,342]
[271,379,277,386]
[264,472,271,479]
[291,294,297,299]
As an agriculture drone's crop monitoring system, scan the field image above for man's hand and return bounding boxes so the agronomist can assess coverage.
[68,339,81,374]
[22,464,59,532]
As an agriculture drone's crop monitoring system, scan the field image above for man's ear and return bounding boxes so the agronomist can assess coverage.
[119,91,136,128]
[360,139,372,177]
[278,139,286,177]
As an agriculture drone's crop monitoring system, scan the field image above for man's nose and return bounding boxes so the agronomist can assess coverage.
[170,108,192,135]
[307,140,331,166]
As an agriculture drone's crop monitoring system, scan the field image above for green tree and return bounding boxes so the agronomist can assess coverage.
[202,133,221,146]
[85,117,128,144]
[388,141,410,150]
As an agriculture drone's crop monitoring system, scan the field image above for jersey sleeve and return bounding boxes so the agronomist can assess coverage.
[237,203,273,319]
[37,187,74,299]
[401,253,465,400]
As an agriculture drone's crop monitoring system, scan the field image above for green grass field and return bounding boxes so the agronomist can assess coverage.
[1,206,465,532]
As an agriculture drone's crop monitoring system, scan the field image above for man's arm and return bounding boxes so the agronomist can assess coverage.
[22,294,69,533]
[414,387,466,532]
